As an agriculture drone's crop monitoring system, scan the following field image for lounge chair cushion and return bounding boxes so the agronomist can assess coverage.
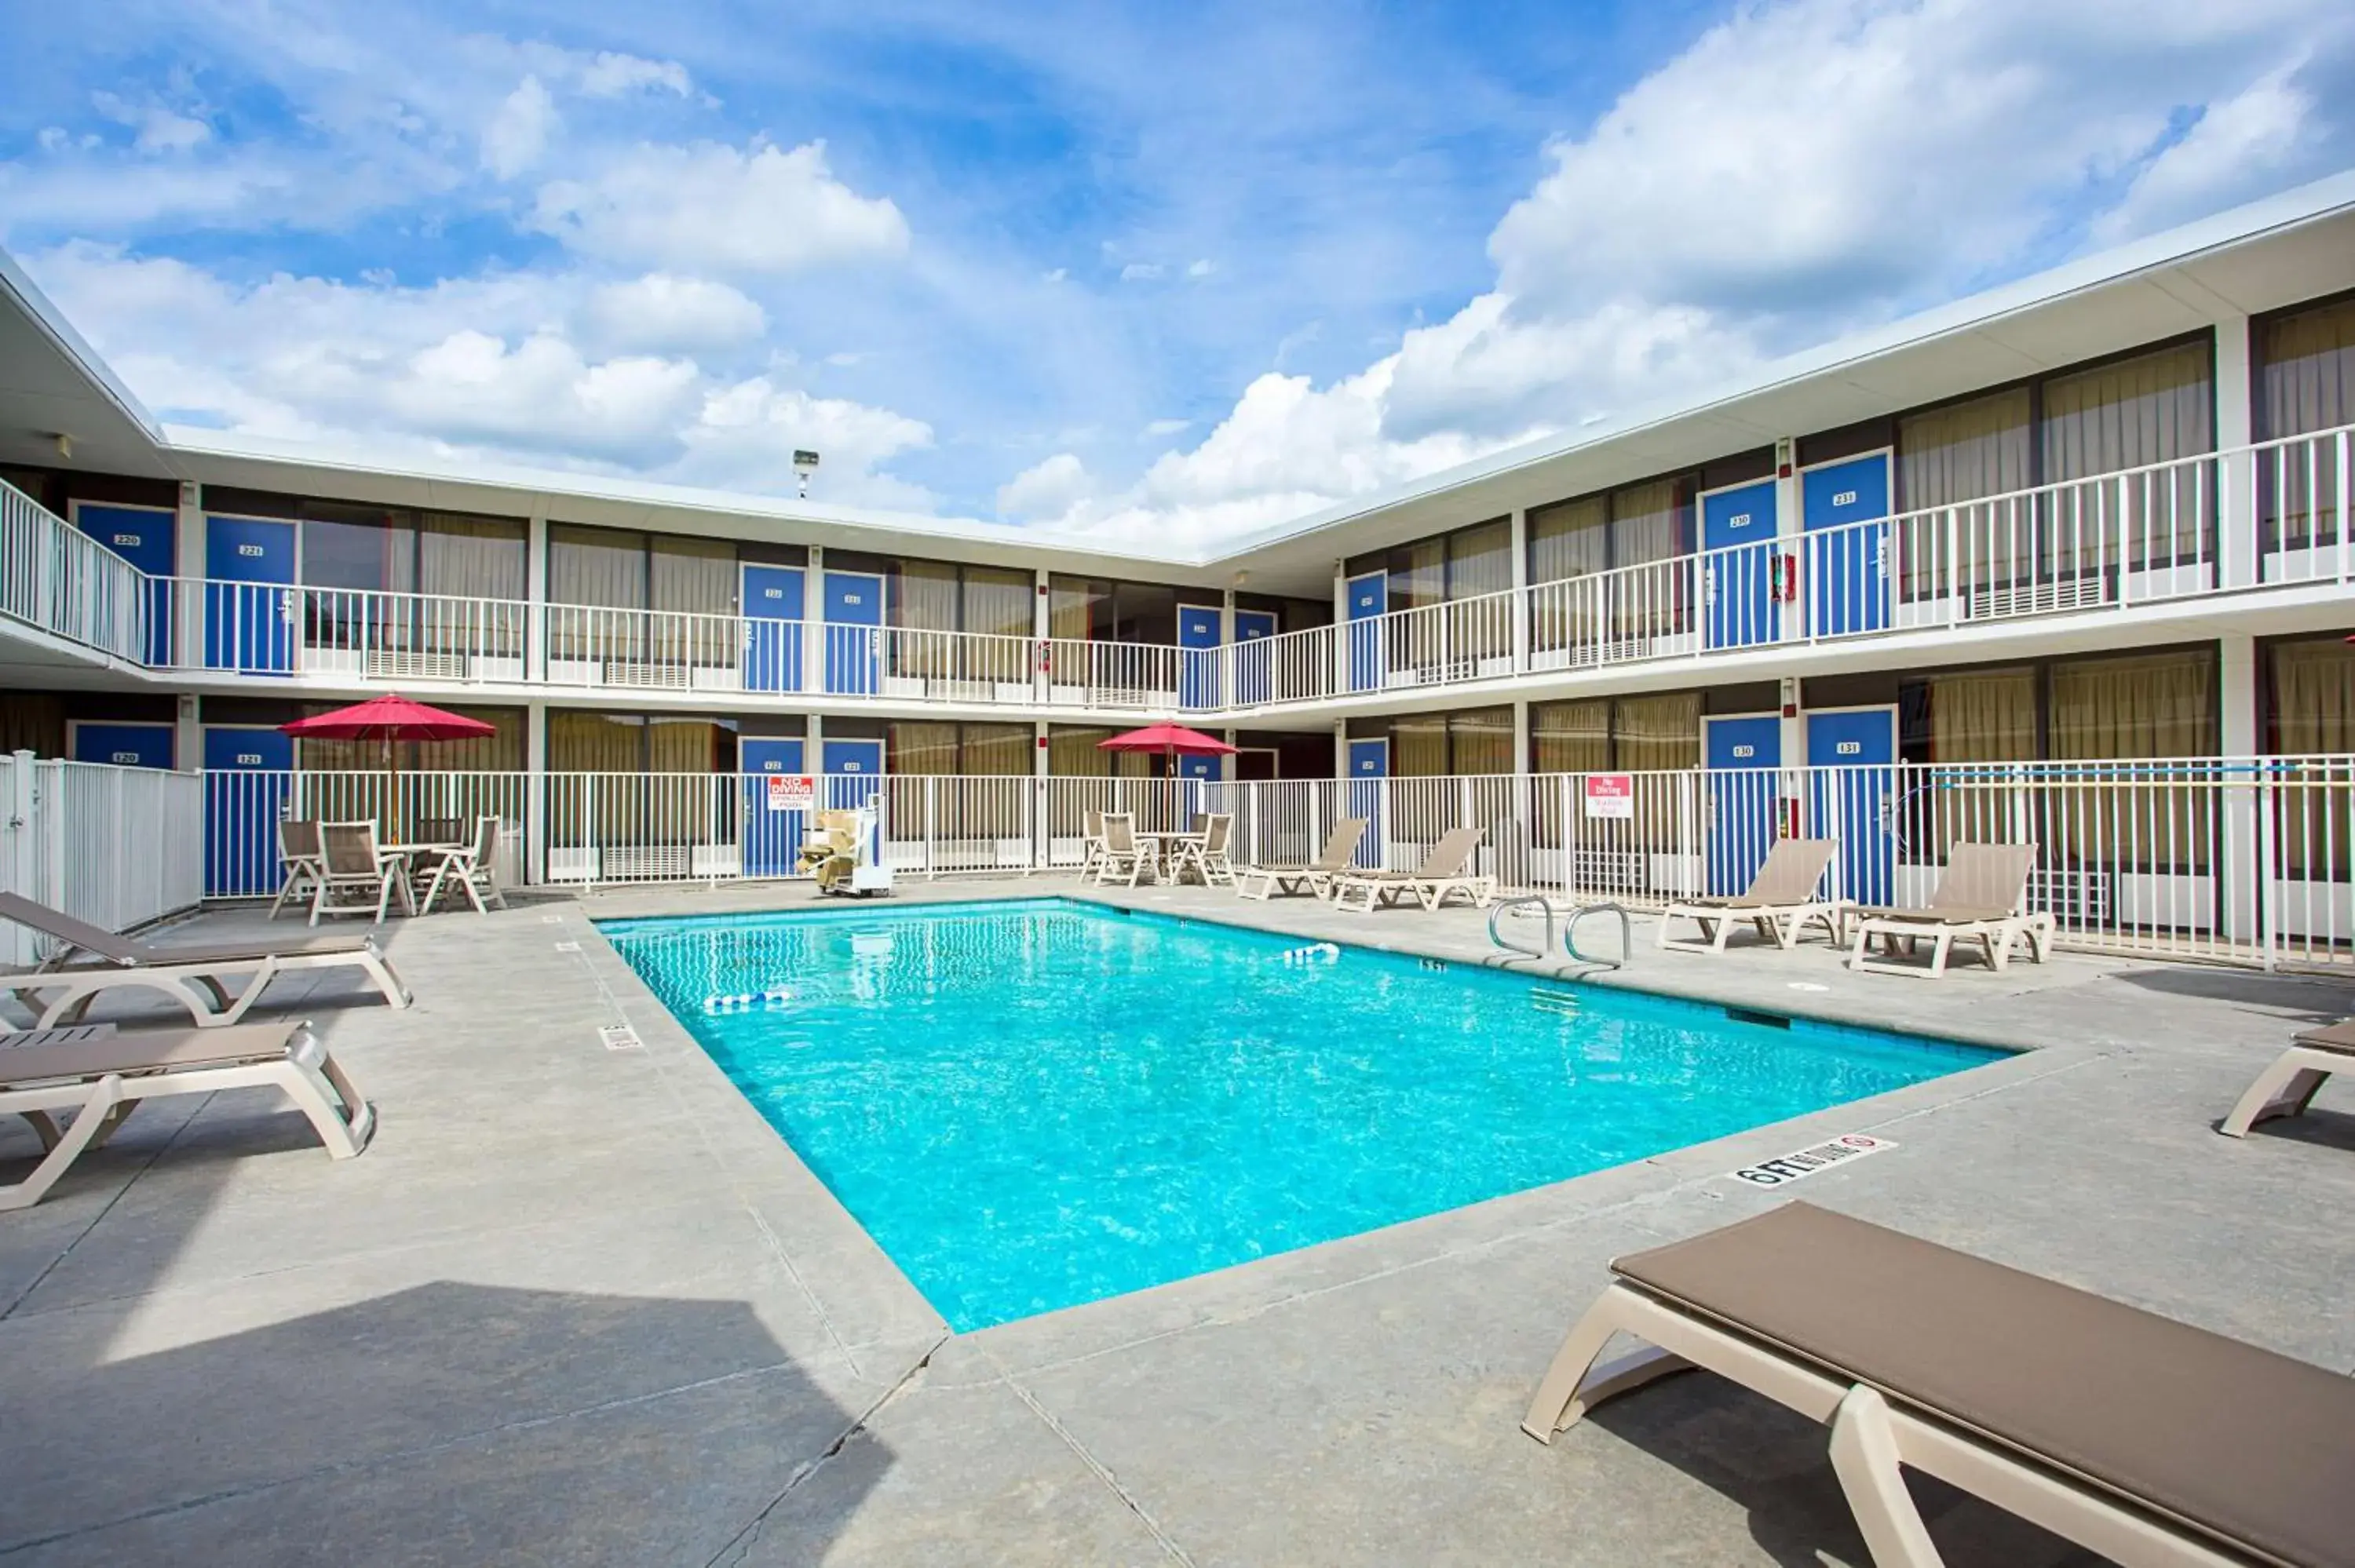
[1849,904,2018,925]
[0,1022,309,1085]
[1612,1202,2355,1568]
[2291,1019,2355,1056]
[130,930,379,965]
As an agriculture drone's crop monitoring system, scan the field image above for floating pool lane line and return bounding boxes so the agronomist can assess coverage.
[1280,943,1341,966]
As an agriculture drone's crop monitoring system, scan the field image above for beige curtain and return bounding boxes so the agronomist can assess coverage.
[2043,342,2212,570]
[889,720,959,775]
[896,560,960,631]
[1527,495,1608,585]
[1610,478,1687,567]
[965,567,1034,639]
[1614,691,1700,771]
[1929,669,2037,762]
[2258,301,2353,549]
[1530,699,1609,775]
[1449,706,1514,775]
[1046,576,1097,684]
[548,525,644,662]
[962,723,1031,776]
[646,718,719,773]
[2049,650,2215,877]
[1900,388,2032,596]
[1048,724,1113,777]
[1448,519,1513,598]
[549,711,642,771]
[1391,715,1448,776]
[1394,539,1444,611]
[418,514,528,602]
[2272,636,2355,877]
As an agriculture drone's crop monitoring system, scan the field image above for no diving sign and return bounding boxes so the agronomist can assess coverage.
[1729,1132,1895,1188]
[765,774,816,812]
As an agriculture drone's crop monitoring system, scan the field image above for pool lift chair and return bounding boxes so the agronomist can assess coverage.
[799,803,895,897]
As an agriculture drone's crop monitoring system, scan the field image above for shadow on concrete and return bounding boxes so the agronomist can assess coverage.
[2221,1105,2355,1153]
[0,1280,885,1566]
[2102,965,2355,1024]
[1586,1374,2107,1568]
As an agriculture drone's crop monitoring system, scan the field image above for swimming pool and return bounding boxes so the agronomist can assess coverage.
[602,899,2000,1331]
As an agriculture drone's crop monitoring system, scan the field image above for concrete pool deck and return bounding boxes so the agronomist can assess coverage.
[2,878,2351,1566]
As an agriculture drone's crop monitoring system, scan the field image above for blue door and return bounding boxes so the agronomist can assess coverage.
[1178,749,1219,782]
[205,516,297,673]
[71,721,173,769]
[1807,707,1897,907]
[822,738,885,862]
[75,503,175,665]
[1802,455,1891,637]
[1345,571,1386,693]
[1232,608,1277,705]
[739,737,808,876]
[1178,605,1221,710]
[1703,715,1781,897]
[743,565,805,693]
[823,571,883,695]
[1345,738,1386,868]
[1701,480,1778,650]
[203,727,294,898]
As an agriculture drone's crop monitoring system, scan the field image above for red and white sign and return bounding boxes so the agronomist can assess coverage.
[1583,773,1635,820]
[766,774,816,812]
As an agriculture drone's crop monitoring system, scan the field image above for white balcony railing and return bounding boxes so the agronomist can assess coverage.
[9,425,2347,713]
[0,479,151,664]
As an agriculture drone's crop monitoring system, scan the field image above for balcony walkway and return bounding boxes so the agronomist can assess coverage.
[1,882,2350,1564]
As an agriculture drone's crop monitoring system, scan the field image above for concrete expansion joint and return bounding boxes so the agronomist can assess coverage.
[703,1333,948,1568]
[0,1091,214,1323]
[982,1342,1199,1567]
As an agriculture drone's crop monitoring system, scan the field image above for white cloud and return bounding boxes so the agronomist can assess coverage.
[1144,418,1192,436]
[678,377,935,506]
[481,76,558,180]
[91,92,211,155]
[582,272,767,353]
[1039,0,2355,547]
[531,140,910,275]
[578,52,695,98]
[1185,258,1215,279]
[998,451,1094,519]
[1119,261,1165,282]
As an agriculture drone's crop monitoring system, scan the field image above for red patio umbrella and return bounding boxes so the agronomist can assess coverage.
[282,695,495,821]
[1097,721,1237,775]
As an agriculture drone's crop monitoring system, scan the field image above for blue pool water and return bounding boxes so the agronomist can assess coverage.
[602,899,1999,1331]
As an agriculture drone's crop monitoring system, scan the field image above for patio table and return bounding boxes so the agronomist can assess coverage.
[1137,830,1210,884]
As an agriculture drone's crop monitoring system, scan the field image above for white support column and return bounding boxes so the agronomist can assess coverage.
[1512,698,1531,776]
[1332,720,1347,779]
[1779,673,1804,839]
[1773,439,1801,643]
[2214,317,2255,590]
[1033,719,1050,777]
[174,694,200,775]
[525,699,548,886]
[805,546,827,698]
[2220,631,2259,945]
[175,481,203,668]
[1221,585,1237,713]
[1032,567,1051,702]
[1331,560,1349,693]
[1509,506,1529,672]
[525,509,549,681]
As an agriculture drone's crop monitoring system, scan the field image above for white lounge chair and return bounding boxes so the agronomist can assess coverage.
[2221,1017,2355,1138]
[0,1019,374,1209]
[1094,812,1149,888]
[0,892,413,1028]
[1846,841,2054,979]
[266,818,324,921]
[1236,817,1368,901]
[414,815,509,915]
[1524,1202,2355,1568]
[1657,838,1839,954]
[1326,826,1493,913]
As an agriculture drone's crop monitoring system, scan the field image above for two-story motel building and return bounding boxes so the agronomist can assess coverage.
[2,171,2352,949]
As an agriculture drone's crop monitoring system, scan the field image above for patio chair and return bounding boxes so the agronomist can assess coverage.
[1325,826,1493,913]
[2220,1017,2355,1138]
[414,816,509,915]
[1656,838,1838,954]
[312,821,403,927]
[0,1019,373,1209]
[1094,812,1149,888]
[1171,813,1236,887]
[1522,1202,2355,1568]
[1079,808,1108,880]
[1236,817,1368,902]
[0,891,413,1028]
[266,818,325,921]
[1845,841,2055,979]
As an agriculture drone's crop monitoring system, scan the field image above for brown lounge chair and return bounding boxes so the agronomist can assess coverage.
[1325,826,1494,913]
[0,1019,374,1209]
[1234,817,1368,901]
[0,892,413,1028]
[2221,1018,2355,1138]
[1846,842,2056,979]
[1656,838,1839,954]
[1523,1202,2355,1568]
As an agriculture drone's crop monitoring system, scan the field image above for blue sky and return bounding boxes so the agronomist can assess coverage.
[2,0,2350,544]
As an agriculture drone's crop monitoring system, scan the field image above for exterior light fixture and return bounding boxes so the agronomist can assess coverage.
[792,449,821,499]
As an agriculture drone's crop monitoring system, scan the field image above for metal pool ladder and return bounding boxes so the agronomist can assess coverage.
[1488,895,1633,971]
